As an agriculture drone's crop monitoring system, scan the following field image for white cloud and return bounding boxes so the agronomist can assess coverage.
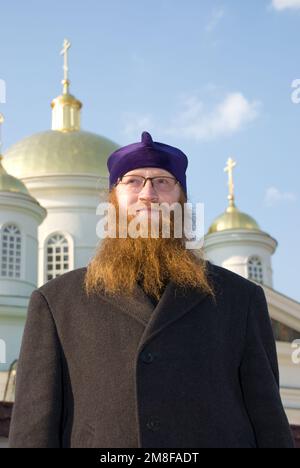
[271,0,300,10]
[120,90,261,142]
[264,186,297,206]
[121,112,155,140]
[164,92,261,141]
[205,7,225,32]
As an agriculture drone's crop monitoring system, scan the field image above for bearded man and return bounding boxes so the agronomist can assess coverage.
[9,132,295,448]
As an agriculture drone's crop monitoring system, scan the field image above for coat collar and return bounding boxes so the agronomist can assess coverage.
[100,280,156,326]
[100,260,220,352]
[137,261,219,351]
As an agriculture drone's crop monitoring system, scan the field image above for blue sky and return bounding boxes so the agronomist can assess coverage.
[0,0,299,301]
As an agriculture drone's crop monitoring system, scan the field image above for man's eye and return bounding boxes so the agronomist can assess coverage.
[126,178,140,184]
[157,178,168,184]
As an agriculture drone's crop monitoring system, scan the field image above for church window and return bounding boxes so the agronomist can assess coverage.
[46,234,69,281]
[247,256,264,284]
[0,225,21,279]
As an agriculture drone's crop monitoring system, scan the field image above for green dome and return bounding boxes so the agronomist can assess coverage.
[0,156,30,196]
[208,204,260,234]
[2,130,119,179]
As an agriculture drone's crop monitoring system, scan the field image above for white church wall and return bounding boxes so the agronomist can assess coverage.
[0,194,45,397]
[26,177,108,286]
[0,195,45,297]
[38,209,102,285]
[0,314,25,374]
[277,342,300,426]
[204,230,276,287]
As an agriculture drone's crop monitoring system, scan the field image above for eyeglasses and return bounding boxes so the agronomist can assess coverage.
[116,175,179,193]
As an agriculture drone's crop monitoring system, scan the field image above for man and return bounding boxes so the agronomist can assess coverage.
[9,132,295,448]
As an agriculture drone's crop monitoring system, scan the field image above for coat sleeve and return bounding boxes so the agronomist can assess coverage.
[8,290,63,448]
[239,284,295,448]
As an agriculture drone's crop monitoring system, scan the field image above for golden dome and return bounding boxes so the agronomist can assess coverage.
[2,130,119,179]
[208,203,260,234]
[1,39,120,180]
[0,155,30,196]
[208,157,261,234]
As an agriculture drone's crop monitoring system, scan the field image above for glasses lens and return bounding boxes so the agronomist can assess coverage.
[153,177,177,192]
[121,176,144,190]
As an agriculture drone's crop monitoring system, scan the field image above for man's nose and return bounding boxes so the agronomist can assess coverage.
[138,179,159,202]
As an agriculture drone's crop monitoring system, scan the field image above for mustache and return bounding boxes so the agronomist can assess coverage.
[122,203,170,213]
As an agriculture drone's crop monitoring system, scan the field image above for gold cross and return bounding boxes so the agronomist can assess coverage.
[60,39,71,93]
[224,157,237,205]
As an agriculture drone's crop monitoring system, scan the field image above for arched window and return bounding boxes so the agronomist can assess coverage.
[247,256,264,284]
[0,224,21,279]
[46,233,70,281]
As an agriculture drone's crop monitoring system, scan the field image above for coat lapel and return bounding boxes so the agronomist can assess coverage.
[100,282,156,326]
[100,261,219,351]
[136,275,213,351]
[136,260,219,350]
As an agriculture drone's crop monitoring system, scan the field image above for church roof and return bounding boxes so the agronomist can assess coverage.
[2,130,119,179]
[208,203,260,234]
[0,155,30,196]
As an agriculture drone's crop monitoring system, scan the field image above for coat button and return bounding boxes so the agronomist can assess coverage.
[141,351,154,363]
[146,418,160,432]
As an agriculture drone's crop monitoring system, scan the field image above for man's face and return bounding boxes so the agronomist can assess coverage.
[85,167,214,300]
[114,167,182,217]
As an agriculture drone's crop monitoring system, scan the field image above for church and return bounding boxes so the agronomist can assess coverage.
[0,41,299,448]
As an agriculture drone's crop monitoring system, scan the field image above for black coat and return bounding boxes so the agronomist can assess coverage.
[8,261,295,448]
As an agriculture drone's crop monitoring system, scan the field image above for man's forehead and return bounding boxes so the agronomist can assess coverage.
[124,167,173,177]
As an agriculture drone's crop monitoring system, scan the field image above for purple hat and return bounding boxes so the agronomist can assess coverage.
[107,131,188,195]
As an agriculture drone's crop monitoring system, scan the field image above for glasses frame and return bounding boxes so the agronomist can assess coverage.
[115,174,179,193]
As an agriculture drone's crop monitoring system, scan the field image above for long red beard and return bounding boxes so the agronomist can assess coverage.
[84,189,215,301]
